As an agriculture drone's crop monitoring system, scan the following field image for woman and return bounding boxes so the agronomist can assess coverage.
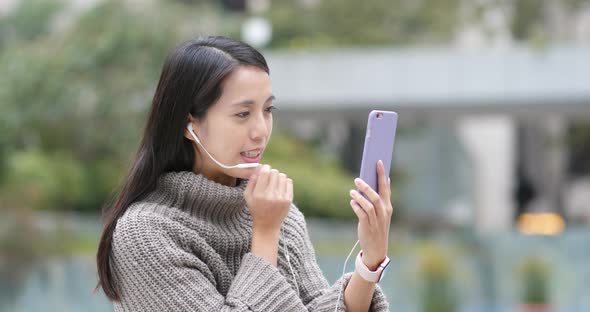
[96,36,393,311]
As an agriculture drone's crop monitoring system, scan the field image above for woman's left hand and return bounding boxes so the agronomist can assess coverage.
[349,160,393,270]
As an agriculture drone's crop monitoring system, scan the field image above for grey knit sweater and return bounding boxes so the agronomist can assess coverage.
[111,171,390,311]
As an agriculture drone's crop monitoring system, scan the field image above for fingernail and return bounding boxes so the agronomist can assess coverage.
[354,178,361,185]
[349,189,356,197]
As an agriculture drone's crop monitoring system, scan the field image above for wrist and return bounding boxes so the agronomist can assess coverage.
[251,226,280,266]
[355,251,391,283]
[352,271,377,286]
[252,223,281,237]
[362,254,387,271]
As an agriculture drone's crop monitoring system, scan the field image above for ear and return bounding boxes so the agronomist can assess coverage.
[183,115,199,141]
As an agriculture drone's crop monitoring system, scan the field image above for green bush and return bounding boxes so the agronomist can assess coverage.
[1,150,85,210]
[264,131,356,219]
[416,243,458,312]
[518,255,551,304]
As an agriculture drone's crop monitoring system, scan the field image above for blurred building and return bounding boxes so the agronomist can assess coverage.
[268,45,590,232]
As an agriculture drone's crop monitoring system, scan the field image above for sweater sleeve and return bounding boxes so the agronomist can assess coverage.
[111,208,307,312]
[287,207,390,312]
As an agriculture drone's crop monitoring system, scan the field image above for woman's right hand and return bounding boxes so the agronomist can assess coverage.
[244,164,293,234]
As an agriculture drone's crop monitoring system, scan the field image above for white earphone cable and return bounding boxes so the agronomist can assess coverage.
[187,123,258,169]
[334,239,360,312]
[281,229,359,312]
[281,226,300,295]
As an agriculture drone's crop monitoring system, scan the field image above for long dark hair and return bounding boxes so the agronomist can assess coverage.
[95,36,269,301]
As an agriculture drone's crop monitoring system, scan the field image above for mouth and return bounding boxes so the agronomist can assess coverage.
[240,148,262,163]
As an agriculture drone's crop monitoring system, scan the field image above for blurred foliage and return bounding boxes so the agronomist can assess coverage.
[0,0,64,46]
[517,255,551,304]
[417,243,458,312]
[264,131,356,219]
[509,0,589,46]
[510,0,546,42]
[0,0,178,213]
[1,150,85,210]
[265,0,588,49]
[0,0,365,219]
[267,0,460,49]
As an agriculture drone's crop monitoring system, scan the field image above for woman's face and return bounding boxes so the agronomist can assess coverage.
[184,65,274,185]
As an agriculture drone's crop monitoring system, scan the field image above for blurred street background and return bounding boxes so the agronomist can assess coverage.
[1,0,590,311]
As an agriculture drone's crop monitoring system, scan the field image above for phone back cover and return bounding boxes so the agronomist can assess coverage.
[359,110,398,194]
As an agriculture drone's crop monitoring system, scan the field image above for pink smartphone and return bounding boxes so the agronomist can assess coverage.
[358,110,398,197]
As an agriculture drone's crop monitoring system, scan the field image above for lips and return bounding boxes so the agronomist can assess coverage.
[241,149,261,157]
[240,148,262,163]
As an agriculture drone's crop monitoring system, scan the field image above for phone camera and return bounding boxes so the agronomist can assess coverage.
[376,113,383,119]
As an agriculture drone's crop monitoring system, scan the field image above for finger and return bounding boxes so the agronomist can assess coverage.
[245,173,257,195]
[254,165,271,193]
[350,189,376,226]
[350,200,369,225]
[244,165,262,195]
[278,173,287,196]
[268,168,279,194]
[354,178,383,216]
[388,177,392,198]
[377,160,390,199]
[286,178,293,201]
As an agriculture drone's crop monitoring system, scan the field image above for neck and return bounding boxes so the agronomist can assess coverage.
[193,160,237,187]
[146,171,250,223]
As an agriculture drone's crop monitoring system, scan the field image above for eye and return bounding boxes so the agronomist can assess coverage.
[236,111,250,118]
[265,106,276,113]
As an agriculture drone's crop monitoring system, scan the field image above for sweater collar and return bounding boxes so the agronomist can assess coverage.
[152,171,250,222]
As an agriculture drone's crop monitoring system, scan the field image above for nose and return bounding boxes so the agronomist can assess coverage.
[249,113,270,141]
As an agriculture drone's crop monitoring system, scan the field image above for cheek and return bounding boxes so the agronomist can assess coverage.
[267,118,273,137]
[222,128,246,153]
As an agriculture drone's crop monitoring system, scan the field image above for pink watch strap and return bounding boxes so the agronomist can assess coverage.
[354,251,391,283]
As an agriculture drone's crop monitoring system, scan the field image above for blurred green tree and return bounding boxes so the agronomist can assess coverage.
[268,0,460,49]
[0,0,361,218]
[0,0,64,47]
[0,0,176,212]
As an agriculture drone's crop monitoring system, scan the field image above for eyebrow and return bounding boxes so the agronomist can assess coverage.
[231,95,276,107]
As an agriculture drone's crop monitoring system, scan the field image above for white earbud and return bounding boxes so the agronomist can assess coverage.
[186,122,260,169]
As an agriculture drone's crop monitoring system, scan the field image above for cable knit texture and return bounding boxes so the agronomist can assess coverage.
[111,171,390,311]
